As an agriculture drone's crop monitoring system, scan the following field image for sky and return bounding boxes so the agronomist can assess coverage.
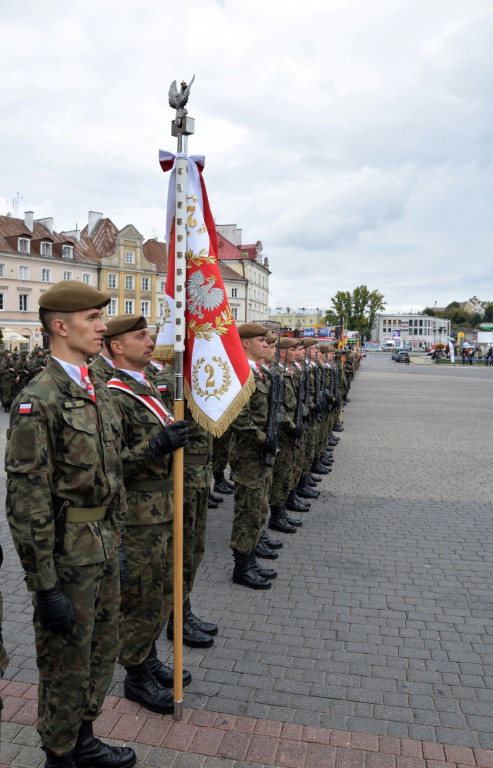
[1,0,492,315]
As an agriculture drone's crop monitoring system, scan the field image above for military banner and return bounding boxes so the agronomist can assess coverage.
[155,151,254,436]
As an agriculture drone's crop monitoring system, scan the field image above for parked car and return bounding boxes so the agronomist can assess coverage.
[395,351,410,363]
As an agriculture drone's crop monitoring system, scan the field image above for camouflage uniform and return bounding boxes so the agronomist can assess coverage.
[212,430,231,475]
[269,362,297,507]
[0,353,17,410]
[107,369,175,669]
[89,352,115,384]
[5,358,125,756]
[157,365,213,598]
[0,545,9,726]
[14,352,31,397]
[229,365,272,553]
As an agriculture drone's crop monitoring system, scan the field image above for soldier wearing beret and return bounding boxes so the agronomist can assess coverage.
[228,323,277,589]
[102,315,189,714]
[5,281,135,768]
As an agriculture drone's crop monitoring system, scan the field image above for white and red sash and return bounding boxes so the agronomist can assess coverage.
[107,378,174,428]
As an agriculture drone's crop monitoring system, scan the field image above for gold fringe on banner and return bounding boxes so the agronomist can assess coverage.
[184,369,255,438]
[153,344,175,363]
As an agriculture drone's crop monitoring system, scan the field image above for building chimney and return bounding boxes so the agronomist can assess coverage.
[24,211,34,231]
[87,211,103,238]
[37,217,54,234]
[60,226,81,243]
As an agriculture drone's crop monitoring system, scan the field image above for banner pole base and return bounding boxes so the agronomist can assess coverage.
[174,700,183,720]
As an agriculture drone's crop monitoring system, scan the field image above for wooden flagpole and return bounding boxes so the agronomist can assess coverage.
[170,85,195,720]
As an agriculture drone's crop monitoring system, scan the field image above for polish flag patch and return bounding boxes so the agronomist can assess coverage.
[18,403,32,415]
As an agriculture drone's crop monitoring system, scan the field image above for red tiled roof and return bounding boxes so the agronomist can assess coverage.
[143,240,167,272]
[0,215,101,264]
[80,218,118,261]
[216,232,244,261]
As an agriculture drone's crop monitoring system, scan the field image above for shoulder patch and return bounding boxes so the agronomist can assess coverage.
[63,399,86,409]
[18,403,32,415]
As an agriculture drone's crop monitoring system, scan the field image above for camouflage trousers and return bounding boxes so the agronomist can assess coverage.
[183,486,208,597]
[212,429,231,474]
[270,431,296,507]
[118,521,173,669]
[230,466,273,553]
[34,554,120,756]
[302,418,318,474]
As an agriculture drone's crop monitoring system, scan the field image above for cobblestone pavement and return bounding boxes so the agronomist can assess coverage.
[1,357,493,766]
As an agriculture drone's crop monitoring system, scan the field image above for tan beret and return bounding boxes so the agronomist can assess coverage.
[277,336,299,349]
[39,280,110,311]
[238,322,268,339]
[318,344,329,353]
[328,345,337,353]
[302,337,317,348]
[103,314,148,337]
[265,330,278,344]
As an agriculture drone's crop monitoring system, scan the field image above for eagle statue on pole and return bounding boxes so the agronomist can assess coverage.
[168,76,196,127]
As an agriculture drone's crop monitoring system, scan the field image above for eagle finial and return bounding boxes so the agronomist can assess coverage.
[168,75,195,127]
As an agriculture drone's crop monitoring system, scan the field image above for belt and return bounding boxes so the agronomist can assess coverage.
[65,506,107,523]
[124,478,173,492]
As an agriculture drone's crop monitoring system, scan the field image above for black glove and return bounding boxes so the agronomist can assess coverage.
[313,402,323,416]
[293,423,304,439]
[261,435,277,455]
[118,540,129,588]
[36,581,76,636]
[148,420,188,459]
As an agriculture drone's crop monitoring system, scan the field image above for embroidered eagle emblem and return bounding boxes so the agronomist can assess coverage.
[186,270,224,318]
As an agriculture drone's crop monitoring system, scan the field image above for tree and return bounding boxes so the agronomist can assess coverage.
[483,303,493,322]
[324,285,386,340]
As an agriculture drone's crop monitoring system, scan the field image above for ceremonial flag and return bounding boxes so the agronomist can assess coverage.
[154,151,254,436]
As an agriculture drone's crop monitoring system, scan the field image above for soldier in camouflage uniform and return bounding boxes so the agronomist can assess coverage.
[0,350,17,412]
[212,431,233,494]
[0,544,9,732]
[89,345,115,383]
[28,347,47,380]
[5,281,135,768]
[228,323,278,590]
[267,337,305,535]
[103,315,189,714]
[13,350,31,397]
[155,363,218,648]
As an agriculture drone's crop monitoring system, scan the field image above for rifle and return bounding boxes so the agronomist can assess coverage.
[320,351,328,412]
[293,357,305,448]
[263,345,282,467]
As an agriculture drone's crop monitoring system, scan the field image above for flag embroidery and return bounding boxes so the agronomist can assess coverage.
[19,403,32,414]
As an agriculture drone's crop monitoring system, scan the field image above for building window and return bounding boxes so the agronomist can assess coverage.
[124,300,134,314]
[62,245,73,259]
[0,264,4,278]
[125,251,135,264]
[82,273,91,285]
[0,292,5,311]
[63,270,73,280]
[141,277,150,292]
[18,238,30,254]
[107,299,118,316]
[231,288,238,298]
[125,275,135,290]
[41,242,52,257]
[19,294,29,312]
[232,307,238,320]
[141,300,150,317]
[159,280,166,293]
[41,268,52,283]
[19,265,30,280]
[108,273,118,289]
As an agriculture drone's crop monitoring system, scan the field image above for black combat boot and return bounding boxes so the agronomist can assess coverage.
[333,422,344,432]
[146,640,192,688]
[308,474,321,485]
[183,596,218,636]
[255,536,279,559]
[167,607,214,648]
[260,530,283,549]
[295,493,311,509]
[124,662,174,714]
[208,491,223,504]
[208,497,218,508]
[232,549,271,589]
[268,505,297,533]
[282,506,302,527]
[311,459,331,474]
[249,551,277,579]
[286,489,309,512]
[297,476,319,499]
[213,471,234,494]
[73,720,136,768]
[44,751,76,768]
